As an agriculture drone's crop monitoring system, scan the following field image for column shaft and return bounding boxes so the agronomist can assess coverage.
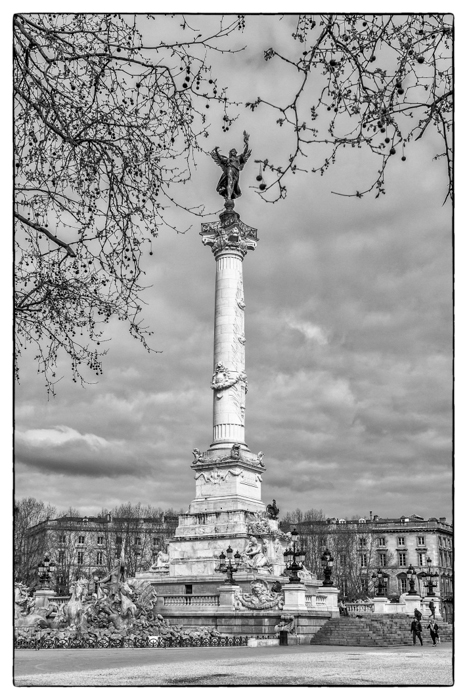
[212,250,246,446]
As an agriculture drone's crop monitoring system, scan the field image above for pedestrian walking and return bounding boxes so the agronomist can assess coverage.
[428,600,436,618]
[411,616,423,645]
[427,619,439,646]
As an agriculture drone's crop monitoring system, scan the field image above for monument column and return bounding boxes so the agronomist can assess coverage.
[186,133,265,514]
[204,203,256,452]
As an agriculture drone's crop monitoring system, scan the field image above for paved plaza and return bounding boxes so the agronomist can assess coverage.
[14,642,453,686]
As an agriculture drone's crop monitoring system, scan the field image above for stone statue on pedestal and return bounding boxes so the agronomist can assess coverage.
[266,499,279,520]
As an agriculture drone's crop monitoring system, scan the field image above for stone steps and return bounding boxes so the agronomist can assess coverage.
[310,614,453,647]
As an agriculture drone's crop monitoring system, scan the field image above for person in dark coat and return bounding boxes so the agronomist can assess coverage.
[411,616,423,645]
[427,619,439,645]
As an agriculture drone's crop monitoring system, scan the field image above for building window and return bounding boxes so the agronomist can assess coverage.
[58,551,65,564]
[399,578,408,593]
[418,553,425,567]
[59,534,66,544]
[398,537,405,546]
[378,537,386,546]
[359,553,368,567]
[361,578,369,593]
[116,536,122,545]
[77,551,84,565]
[339,554,346,566]
[97,536,104,545]
[417,536,425,546]
[97,552,103,566]
[398,552,407,567]
[358,537,367,548]
[78,535,85,544]
[379,553,387,567]
[135,537,141,546]
[185,584,193,595]
[340,579,348,596]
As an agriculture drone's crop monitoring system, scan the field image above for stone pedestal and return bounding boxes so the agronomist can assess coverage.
[218,584,241,610]
[373,596,389,614]
[317,586,339,615]
[282,583,308,612]
[34,588,55,609]
[421,596,442,619]
[400,592,421,617]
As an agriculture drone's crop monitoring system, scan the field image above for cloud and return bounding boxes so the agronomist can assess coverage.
[285,316,329,345]
[13,15,452,521]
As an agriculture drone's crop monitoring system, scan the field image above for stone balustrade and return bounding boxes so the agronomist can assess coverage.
[50,595,71,605]
[346,602,375,615]
[162,595,220,607]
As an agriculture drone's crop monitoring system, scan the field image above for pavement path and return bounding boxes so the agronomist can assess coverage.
[14,643,453,686]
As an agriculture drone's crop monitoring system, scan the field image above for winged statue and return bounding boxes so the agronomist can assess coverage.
[210,131,251,200]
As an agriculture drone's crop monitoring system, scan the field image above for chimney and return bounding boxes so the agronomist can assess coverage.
[369,511,373,520]
[439,517,446,523]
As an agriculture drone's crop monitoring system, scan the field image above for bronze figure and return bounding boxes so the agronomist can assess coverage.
[210,131,251,200]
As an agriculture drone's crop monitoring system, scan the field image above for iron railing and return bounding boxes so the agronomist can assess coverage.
[15,633,249,650]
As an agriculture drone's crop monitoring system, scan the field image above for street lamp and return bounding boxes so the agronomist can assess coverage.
[371,568,389,597]
[406,564,418,595]
[419,556,439,597]
[215,545,241,584]
[320,547,334,587]
[37,552,57,589]
[283,528,306,583]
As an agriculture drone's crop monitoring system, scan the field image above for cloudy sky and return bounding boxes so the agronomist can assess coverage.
[13,13,453,522]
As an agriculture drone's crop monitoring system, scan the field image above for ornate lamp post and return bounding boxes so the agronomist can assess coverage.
[215,545,241,584]
[371,568,389,597]
[406,564,418,595]
[320,547,334,587]
[283,528,306,583]
[37,552,57,589]
[420,557,439,597]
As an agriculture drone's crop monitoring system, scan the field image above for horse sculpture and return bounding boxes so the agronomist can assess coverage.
[62,578,89,631]
[14,582,60,629]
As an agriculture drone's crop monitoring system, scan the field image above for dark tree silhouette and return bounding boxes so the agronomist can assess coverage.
[14,13,244,393]
[14,14,452,394]
[249,14,452,203]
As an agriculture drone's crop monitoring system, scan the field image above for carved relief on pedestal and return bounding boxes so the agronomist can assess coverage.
[194,467,245,485]
[149,550,170,574]
[242,535,273,572]
[274,615,295,634]
[230,443,241,460]
[247,512,272,535]
[234,579,284,611]
[273,537,285,565]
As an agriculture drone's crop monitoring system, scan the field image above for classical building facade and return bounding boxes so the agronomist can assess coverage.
[23,513,179,593]
[288,513,453,613]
